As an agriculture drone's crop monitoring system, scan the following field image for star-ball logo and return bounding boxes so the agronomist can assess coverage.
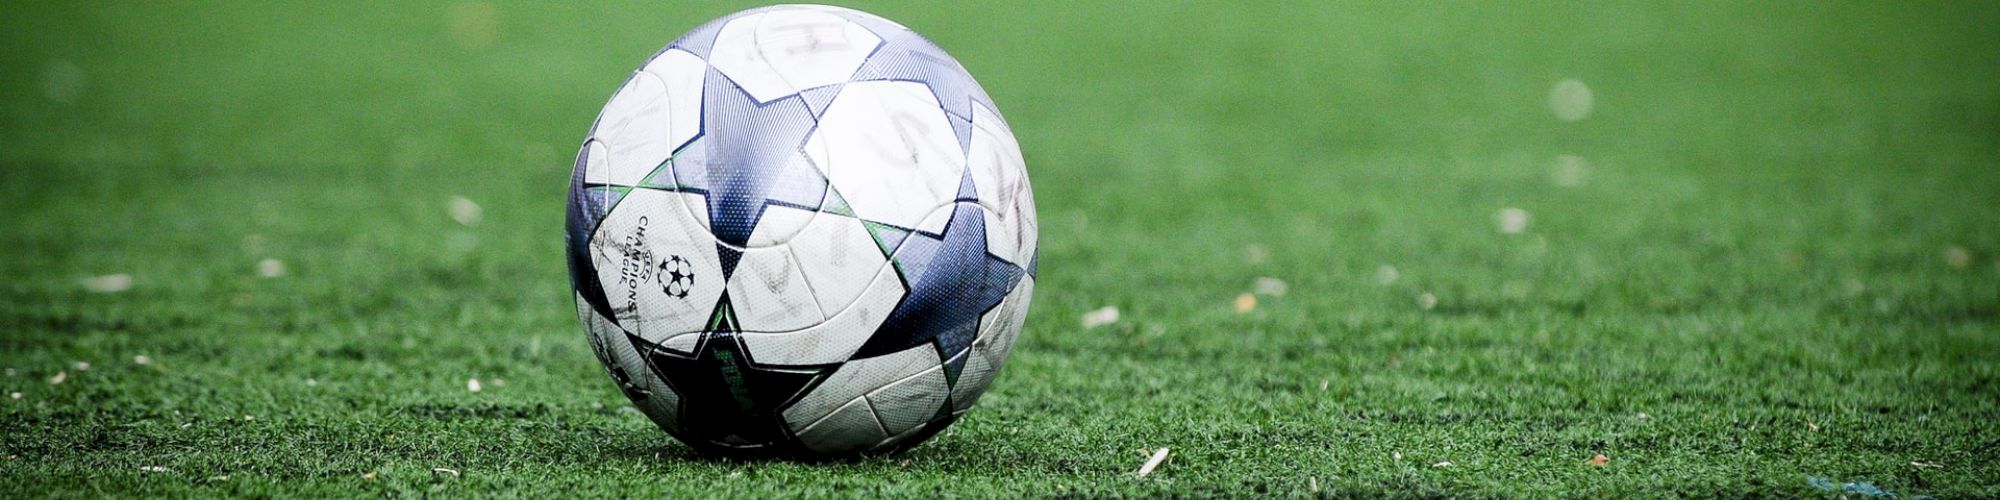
[660,255,695,299]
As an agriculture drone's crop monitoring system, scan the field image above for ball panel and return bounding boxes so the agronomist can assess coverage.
[780,344,939,432]
[723,246,821,332]
[737,259,903,366]
[865,362,948,437]
[593,72,679,187]
[953,274,1033,412]
[788,212,890,320]
[707,9,881,104]
[575,292,683,429]
[815,80,967,231]
[793,396,889,454]
[588,189,726,339]
[967,102,1037,266]
[636,48,706,158]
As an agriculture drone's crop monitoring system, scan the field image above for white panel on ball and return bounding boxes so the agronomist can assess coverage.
[589,190,725,340]
[738,261,903,365]
[707,9,881,103]
[794,397,889,454]
[724,246,822,332]
[781,344,940,432]
[787,212,889,320]
[955,275,1033,412]
[866,362,948,436]
[636,48,707,155]
[575,293,682,429]
[593,72,676,187]
[815,81,966,231]
[967,103,1036,266]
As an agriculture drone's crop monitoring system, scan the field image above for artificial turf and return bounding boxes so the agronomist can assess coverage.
[2,1,1997,497]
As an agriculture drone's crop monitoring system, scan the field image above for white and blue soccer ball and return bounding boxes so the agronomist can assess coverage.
[565,5,1036,456]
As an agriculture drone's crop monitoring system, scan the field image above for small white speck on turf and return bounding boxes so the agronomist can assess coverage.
[1495,208,1530,234]
[1375,265,1400,285]
[449,195,483,226]
[1232,293,1257,313]
[72,361,89,371]
[140,465,169,473]
[305,378,318,387]
[1552,154,1589,187]
[1417,293,1438,311]
[9,392,21,400]
[1549,79,1593,122]
[1252,277,1288,297]
[1244,244,1269,264]
[133,355,151,365]
[1944,246,1971,268]
[257,258,286,278]
[1137,447,1171,477]
[1081,306,1120,329]
[83,274,133,293]
[432,467,460,478]
[467,378,483,392]
[48,372,66,385]
[1433,461,1453,468]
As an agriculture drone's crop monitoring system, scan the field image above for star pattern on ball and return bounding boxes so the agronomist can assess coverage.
[660,254,695,299]
[851,174,1027,380]
[674,67,832,280]
[638,297,836,450]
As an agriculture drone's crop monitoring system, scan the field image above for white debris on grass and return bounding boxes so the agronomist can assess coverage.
[133,355,152,365]
[1911,461,1944,469]
[1375,265,1399,285]
[467,378,483,392]
[1417,293,1438,311]
[449,195,483,226]
[1243,244,1269,264]
[257,258,286,278]
[1252,277,1288,297]
[140,465,169,473]
[1549,79,1593,122]
[305,378,318,387]
[1432,461,1453,468]
[1944,246,1971,269]
[1081,306,1120,329]
[72,361,90,371]
[9,392,20,400]
[432,467,460,477]
[1495,208,1530,234]
[1136,447,1170,477]
[1232,293,1257,313]
[1552,154,1589,187]
[48,372,66,385]
[83,274,133,293]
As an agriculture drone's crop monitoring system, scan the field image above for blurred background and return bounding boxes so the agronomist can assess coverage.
[1,1,1995,495]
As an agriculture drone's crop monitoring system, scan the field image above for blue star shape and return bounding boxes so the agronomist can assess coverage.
[675,66,832,279]
[851,175,1027,384]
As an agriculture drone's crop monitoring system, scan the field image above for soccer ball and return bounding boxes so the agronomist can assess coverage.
[564,5,1036,456]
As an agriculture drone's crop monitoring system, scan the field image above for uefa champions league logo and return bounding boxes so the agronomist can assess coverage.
[660,255,695,299]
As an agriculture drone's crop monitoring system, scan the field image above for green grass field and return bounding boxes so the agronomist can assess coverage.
[3,1,1997,496]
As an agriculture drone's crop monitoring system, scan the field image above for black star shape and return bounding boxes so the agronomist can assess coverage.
[636,296,836,450]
